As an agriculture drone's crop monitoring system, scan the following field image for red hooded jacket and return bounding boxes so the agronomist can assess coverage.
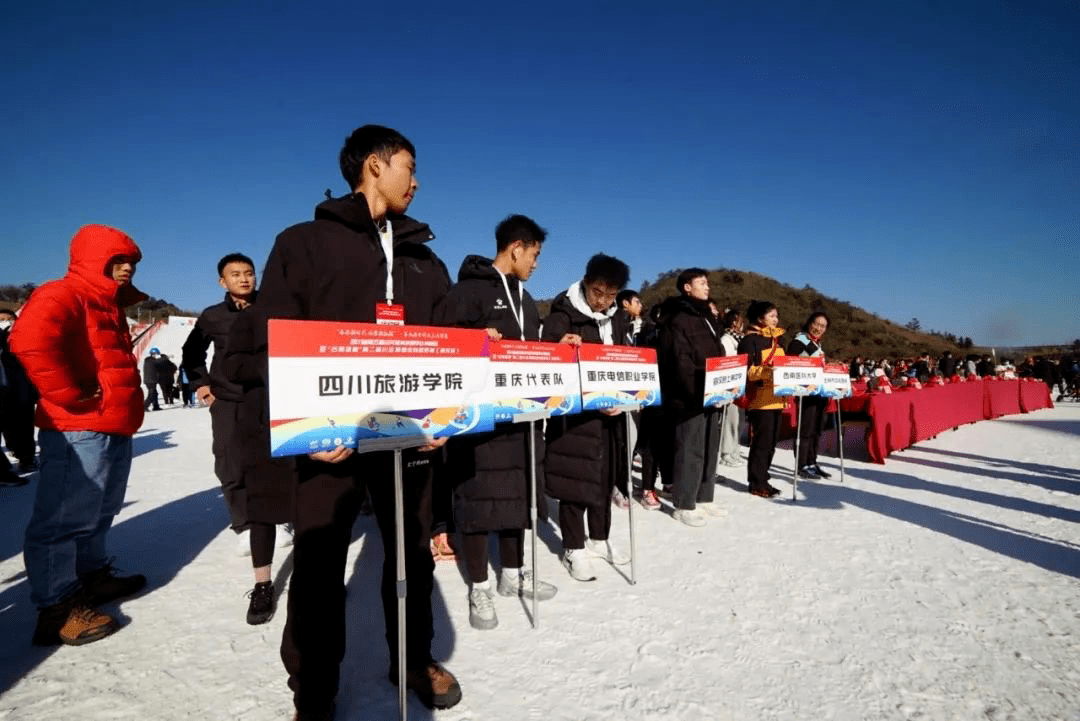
[10,225,147,435]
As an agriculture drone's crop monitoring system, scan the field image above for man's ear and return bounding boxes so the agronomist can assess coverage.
[367,153,381,178]
[218,276,228,291]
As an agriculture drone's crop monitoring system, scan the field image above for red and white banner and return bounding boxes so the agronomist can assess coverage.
[267,320,493,456]
[484,340,581,421]
[704,354,748,407]
[772,356,825,397]
[577,344,661,410]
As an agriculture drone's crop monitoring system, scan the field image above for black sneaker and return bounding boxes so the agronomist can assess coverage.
[811,464,832,479]
[246,581,275,625]
[81,565,147,606]
[797,466,821,480]
[0,468,29,486]
[17,459,38,473]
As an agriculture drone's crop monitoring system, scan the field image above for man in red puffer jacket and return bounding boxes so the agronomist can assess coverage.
[10,224,149,646]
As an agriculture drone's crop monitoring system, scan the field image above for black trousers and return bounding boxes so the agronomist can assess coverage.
[670,409,721,510]
[249,522,277,568]
[281,451,434,714]
[747,409,782,492]
[143,383,160,410]
[0,400,36,463]
[794,396,827,469]
[558,498,611,550]
[462,529,524,583]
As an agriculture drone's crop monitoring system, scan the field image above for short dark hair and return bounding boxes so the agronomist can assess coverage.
[495,214,547,252]
[676,268,708,295]
[746,299,777,325]
[802,311,830,333]
[339,125,416,191]
[583,253,630,289]
[722,308,742,330]
[217,253,255,277]
[616,289,639,308]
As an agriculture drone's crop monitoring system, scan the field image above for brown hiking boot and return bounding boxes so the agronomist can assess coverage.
[388,662,462,709]
[33,602,118,646]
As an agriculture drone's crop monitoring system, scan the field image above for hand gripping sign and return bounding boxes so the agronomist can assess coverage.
[819,362,853,399]
[576,344,661,411]
[267,320,493,456]
[771,356,825,397]
[704,354,748,407]
[485,340,582,423]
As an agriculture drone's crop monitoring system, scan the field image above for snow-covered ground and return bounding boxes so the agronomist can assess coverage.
[1,402,1078,721]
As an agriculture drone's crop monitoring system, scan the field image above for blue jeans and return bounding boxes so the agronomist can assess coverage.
[24,430,133,608]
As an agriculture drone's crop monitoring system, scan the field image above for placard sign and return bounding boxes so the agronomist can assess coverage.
[771,356,825,397]
[577,344,661,410]
[267,320,493,456]
[703,354,748,407]
[819,362,853,399]
[485,340,581,422]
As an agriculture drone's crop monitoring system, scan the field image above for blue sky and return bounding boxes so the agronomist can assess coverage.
[2,1,1076,347]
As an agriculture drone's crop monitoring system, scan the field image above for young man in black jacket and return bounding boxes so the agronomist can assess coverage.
[656,269,727,527]
[229,125,461,719]
[435,214,557,630]
[182,253,290,625]
[542,253,632,582]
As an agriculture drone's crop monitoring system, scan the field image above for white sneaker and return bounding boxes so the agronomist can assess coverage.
[236,530,251,557]
[561,548,597,582]
[468,583,498,630]
[673,508,707,527]
[723,456,745,467]
[498,568,557,601]
[585,538,630,566]
[697,502,729,518]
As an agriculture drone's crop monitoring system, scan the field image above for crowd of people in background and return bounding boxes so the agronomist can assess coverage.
[0,123,1074,721]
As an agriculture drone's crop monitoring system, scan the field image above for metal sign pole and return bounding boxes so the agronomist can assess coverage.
[836,403,846,484]
[792,396,803,502]
[611,403,641,585]
[392,447,408,719]
[512,409,551,629]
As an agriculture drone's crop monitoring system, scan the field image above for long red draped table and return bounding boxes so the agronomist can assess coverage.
[847,379,1053,463]
[778,379,1054,463]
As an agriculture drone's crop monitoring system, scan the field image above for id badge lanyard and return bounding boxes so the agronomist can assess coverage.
[497,269,525,341]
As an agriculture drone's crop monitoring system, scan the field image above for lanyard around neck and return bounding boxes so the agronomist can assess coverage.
[496,268,525,340]
[378,219,394,303]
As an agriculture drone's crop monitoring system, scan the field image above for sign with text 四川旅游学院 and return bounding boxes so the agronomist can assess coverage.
[576,344,661,411]
[771,356,825,397]
[703,354,748,407]
[267,319,493,457]
[485,340,581,423]
[819,362,853,399]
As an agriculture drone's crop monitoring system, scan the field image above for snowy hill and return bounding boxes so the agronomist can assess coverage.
[134,315,207,378]
[1,404,1078,720]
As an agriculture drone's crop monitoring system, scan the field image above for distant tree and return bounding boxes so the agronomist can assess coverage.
[1073,339,1080,351]
[905,318,921,331]
[962,337,974,349]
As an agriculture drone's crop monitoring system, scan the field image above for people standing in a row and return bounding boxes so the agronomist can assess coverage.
[656,268,727,526]
[11,225,148,646]
[182,252,292,625]
[541,254,632,582]
[787,312,831,480]
[739,300,786,498]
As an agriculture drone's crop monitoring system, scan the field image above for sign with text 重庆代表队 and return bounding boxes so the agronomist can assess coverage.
[485,340,581,423]
[820,362,853,399]
[771,356,825,396]
[576,344,661,411]
[703,354,748,407]
[267,320,493,456]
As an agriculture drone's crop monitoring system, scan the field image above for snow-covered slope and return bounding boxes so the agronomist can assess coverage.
[1,404,1077,720]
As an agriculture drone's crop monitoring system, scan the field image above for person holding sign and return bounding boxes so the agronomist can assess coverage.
[435,214,557,630]
[541,254,631,582]
[738,300,787,499]
[787,312,832,480]
[655,269,727,526]
[228,125,461,718]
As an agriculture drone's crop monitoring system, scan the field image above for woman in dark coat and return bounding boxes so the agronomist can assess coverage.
[435,215,556,630]
[541,254,631,582]
[787,311,831,480]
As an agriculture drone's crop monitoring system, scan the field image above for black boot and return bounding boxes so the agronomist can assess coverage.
[81,565,147,606]
[246,581,274,625]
